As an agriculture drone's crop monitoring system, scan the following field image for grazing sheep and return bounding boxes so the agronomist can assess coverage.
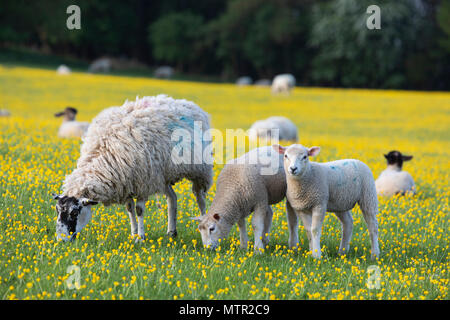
[57,65,71,75]
[154,66,174,79]
[273,144,380,260]
[0,109,10,117]
[249,116,298,142]
[254,79,271,87]
[53,95,213,242]
[272,74,296,94]
[193,146,286,252]
[54,107,90,138]
[375,151,415,197]
[88,57,112,73]
[236,76,253,86]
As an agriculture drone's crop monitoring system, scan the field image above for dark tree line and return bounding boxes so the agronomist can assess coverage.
[0,0,448,89]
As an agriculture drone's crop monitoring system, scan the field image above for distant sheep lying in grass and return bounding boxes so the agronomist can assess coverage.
[54,107,90,138]
[375,150,415,197]
[273,144,380,260]
[249,116,298,142]
[193,146,286,252]
[0,109,10,117]
[53,95,213,242]
[272,74,296,94]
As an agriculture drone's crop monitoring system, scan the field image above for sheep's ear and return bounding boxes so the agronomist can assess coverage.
[384,154,389,160]
[52,193,62,200]
[272,144,286,154]
[213,213,220,221]
[402,155,413,161]
[80,198,99,206]
[308,146,321,157]
[54,111,65,117]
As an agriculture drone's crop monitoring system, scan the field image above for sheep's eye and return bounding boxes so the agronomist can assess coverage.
[303,155,307,160]
[284,154,288,158]
[209,226,215,233]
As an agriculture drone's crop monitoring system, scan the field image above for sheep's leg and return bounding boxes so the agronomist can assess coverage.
[335,211,353,255]
[237,218,248,249]
[165,185,178,238]
[126,199,138,237]
[262,205,273,248]
[251,206,266,253]
[298,211,312,251]
[135,199,146,241]
[286,201,299,248]
[361,207,380,260]
[310,206,326,259]
[192,182,206,216]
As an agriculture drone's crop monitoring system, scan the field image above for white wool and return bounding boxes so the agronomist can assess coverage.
[271,74,296,94]
[58,121,89,138]
[63,94,212,206]
[375,167,415,197]
[249,116,298,141]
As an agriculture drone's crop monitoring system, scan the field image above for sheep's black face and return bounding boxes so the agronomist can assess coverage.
[384,150,413,169]
[53,194,98,241]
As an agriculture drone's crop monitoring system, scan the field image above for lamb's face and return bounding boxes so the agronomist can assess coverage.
[273,144,321,177]
[53,194,98,241]
[195,214,226,249]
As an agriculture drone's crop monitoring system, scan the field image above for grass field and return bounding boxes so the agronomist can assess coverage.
[0,65,449,300]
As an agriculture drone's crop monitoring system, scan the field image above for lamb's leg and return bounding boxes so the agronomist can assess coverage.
[335,211,353,255]
[262,205,273,248]
[361,207,380,260]
[310,206,326,259]
[126,199,138,237]
[165,185,178,238]
[192,182,206,216]
[252,206,266,253]
[286,201,299,248]
[237,218,248,249]
[298,211,312,251]
[135,199,147,241]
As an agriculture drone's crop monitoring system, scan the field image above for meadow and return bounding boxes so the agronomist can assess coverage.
[0,65,448,300]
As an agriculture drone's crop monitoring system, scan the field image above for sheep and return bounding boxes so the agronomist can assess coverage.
[236,76,253,86]
[273,144,380,260]
[375,150,415,197]
[249,116,298,142]
[154,66,174,79]
[57,65,71,75]
[271,74,296,94]
[0,109,10,117]
[54,107,90,138]
[52,94,213,242]
[88,57,112,73]
[192,146,286,252]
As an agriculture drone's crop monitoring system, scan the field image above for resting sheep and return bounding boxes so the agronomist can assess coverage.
[57,65,71,75]
[54,107,90,138]
[272,74,296,94]
[249,116,298,142]
[53,95,213,242]
[193,146,286,252]
[0,109,10,117]
[375,150,415,197]
[236,76,253,86]
[273,144,380,259]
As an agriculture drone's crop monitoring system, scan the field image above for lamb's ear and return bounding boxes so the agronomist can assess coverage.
[308,146,321,157]
[54,111,65,117]
[80,198,99,206]
[402,155,413,161]
[52,193,62,200]
[213,213,220,221]
[384,154,389,160]
[272,144,286,154]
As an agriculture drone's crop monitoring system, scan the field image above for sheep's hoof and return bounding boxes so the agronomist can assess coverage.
[167,230,177,238]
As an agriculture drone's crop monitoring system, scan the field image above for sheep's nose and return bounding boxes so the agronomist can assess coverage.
[289,166,298,174]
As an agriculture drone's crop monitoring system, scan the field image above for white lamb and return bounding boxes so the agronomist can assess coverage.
[271,74,296,94]
[54,107,90,138]
[249,116,298,142]
[375,150,415,197]
[57,65,71,75]
[53,95,213,242]
[193,146,286,252]
[273,144,380,260]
